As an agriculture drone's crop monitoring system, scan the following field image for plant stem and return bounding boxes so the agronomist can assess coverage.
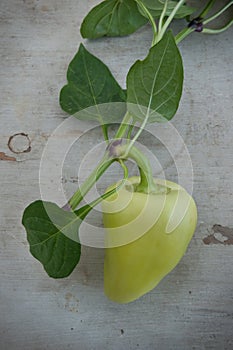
[158,0,168,34]
[175,27,194,44]
[203,1,233,25]
[202,19,233,34]
[115,111,132,139]
[126,119,146,154]
[199,0,216,18]
[76,159,129,215]
[68,111,133,210]
[156,0,186,43]
[68,155,114,210]
[101,124,109,142]
[127,123,135,139]
[115,143,161,194]
[67,0,233,209]
[135,0,158,46]
[125,146,157,193]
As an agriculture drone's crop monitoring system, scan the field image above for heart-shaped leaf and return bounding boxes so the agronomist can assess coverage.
[60,44,126,123]
[80,0,148,39]
[22,180,126,278]
[127,31,183,123]
[22,201,91,278]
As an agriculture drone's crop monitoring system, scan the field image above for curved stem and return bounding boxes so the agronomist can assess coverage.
[116,144,159,194]
[127,146,156,193]
[203,1,233,25]
[158,0,168,34]
[176,0,232,44]
[118,159,129,182]
[199,0,216,18]
[135,0,157,46]
[156,0,186,43]
[202,19,233,34]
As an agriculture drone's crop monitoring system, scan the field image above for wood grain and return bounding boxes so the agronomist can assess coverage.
[0,1,233,349]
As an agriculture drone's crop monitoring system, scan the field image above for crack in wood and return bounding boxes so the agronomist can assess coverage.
[203,224,233,245]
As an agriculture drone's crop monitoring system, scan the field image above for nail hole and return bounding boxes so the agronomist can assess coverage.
[8,133,31,154]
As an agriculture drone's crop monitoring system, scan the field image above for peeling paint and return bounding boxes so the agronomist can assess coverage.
[203,225,233,245]
[0,152,16,161]
[64,292,79,313]
[55,292,79,313]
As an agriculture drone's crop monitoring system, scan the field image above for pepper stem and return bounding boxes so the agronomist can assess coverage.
[125,146,157,194]
[108,141,163,194]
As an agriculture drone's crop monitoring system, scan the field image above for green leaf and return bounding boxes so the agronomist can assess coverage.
[127,31,183,123]
[22,178,127,279]
[22,201,90,278]
[139,0,195,19]
[60,44,126,124]
[80,0,148,39]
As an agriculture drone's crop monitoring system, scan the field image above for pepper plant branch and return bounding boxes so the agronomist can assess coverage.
[112,143,158,194]
[70,159,129,218]
[203,1,233,25]
[158,0,169,34]
[175,27,194,44]
[68,155,114,210]
[75,161,128,216]
[199,0,216,18]
[66,0,233,211]
[127,123,135,140]
[176,0,233,44]
[68,110,134,210]
[101,124,109,142]
[202,19,233,34]
[135,0,158,46]
[155,0,186,43]
[114,111,133,139]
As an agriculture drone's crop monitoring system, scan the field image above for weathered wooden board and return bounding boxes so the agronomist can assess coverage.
[0,1,233,349]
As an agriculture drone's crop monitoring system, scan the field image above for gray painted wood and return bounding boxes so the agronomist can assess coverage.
[0,1,233,349]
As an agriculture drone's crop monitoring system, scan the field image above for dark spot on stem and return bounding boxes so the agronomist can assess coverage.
[106,139,123,157]
[120,329,124,335]
[203,225,233,245]
[188,17,203,32]
[8,133,31,154]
